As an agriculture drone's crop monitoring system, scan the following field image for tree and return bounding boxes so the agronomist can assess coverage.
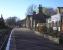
[6,16,19,27]
[26,4,37,15]
[0,14,5,28]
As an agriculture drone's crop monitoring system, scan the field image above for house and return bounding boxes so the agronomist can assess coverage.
[46,7,63,33]
[51,14,61,31]
[26,5,50,30]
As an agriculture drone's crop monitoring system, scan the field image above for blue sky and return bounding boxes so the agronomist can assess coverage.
[0,0,63,20]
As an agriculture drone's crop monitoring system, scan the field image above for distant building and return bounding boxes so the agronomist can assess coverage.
[16,19,26,27]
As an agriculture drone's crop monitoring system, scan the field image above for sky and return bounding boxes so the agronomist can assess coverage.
[0,0,63,20]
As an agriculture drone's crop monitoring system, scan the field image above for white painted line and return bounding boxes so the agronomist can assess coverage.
[5,30,13,50]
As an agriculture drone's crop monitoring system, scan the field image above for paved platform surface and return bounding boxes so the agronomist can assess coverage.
[6,28,63,50]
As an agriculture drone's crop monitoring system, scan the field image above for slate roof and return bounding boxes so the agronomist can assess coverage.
[33,13,50,23]
[27,13,50,23]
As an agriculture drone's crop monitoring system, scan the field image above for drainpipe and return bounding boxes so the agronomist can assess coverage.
[57,7,61,33]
